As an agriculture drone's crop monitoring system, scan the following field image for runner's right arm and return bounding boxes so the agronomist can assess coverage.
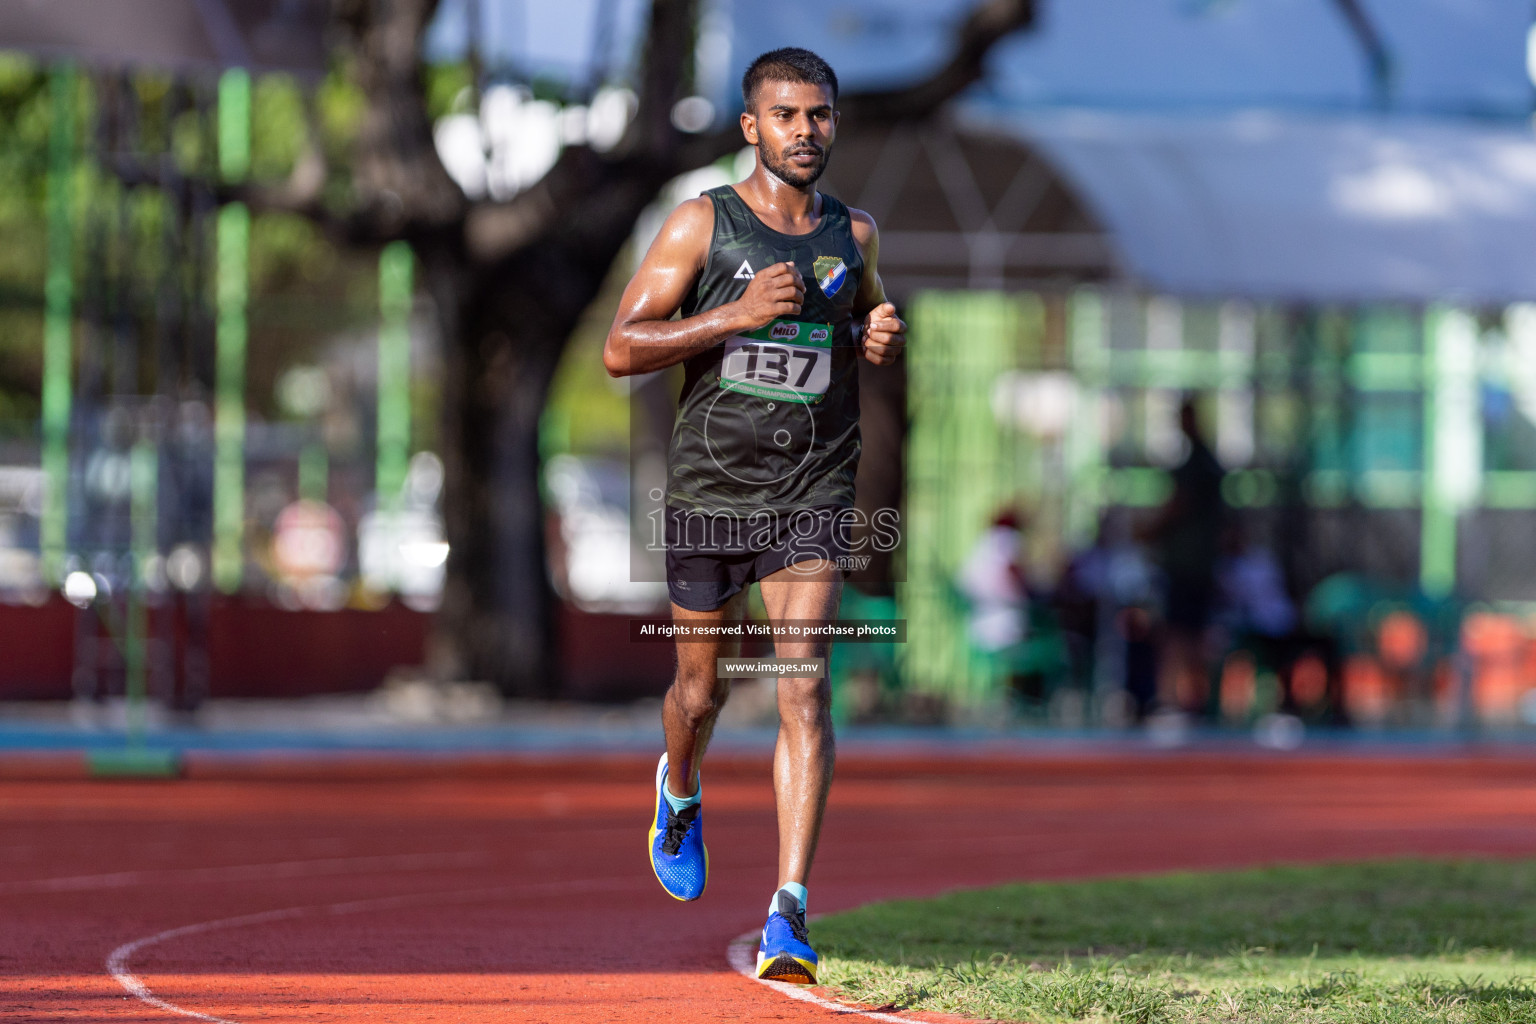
[603,197,805,377]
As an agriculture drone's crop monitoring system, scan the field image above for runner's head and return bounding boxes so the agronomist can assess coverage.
[740,48,839,188]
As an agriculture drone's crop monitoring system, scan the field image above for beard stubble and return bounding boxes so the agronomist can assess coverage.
[759,137,828,188]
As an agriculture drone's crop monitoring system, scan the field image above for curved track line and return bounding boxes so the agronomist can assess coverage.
[107,876,633,1023]
[727,931,913,1023]
[1,850,490,895]
[109,907,309,1024]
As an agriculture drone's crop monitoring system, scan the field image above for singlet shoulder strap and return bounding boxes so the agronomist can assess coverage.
[701,184,758,250]
[703,184,747,221]
[817,190,849,224]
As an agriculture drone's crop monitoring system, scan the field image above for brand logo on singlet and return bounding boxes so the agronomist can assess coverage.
[809,328,829,343]
[734,260,755,280]
[770,322,799,340]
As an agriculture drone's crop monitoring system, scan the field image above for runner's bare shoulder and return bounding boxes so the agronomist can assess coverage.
[639,196,717,275]
[847,206,878,251]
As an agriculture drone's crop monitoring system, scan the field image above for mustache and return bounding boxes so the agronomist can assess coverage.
[783,143,823,157]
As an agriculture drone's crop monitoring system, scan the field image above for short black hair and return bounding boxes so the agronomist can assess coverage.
[741,48,839,112]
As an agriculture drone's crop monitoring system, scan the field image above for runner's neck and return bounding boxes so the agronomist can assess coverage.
[732,175,823,235]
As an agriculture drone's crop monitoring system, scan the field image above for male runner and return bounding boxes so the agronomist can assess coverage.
[603,48,905,984]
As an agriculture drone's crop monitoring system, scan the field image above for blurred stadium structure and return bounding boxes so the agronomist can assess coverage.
[2,0,1536,734]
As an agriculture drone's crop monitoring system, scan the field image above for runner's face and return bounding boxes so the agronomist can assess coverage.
[747,81,837,188]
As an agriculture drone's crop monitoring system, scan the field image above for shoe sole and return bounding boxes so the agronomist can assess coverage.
[648,752,707,901]
[755,950,817,985]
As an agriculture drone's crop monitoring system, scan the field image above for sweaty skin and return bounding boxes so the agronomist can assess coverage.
[604,78,906,893]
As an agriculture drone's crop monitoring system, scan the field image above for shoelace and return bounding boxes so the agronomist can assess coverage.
[660,803,698,856]
[777,893,808,943]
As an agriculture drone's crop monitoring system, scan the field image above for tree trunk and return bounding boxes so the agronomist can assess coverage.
[430,172,670,694]
[434,273,559,695]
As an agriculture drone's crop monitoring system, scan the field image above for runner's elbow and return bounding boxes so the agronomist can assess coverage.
[602,334,630,377]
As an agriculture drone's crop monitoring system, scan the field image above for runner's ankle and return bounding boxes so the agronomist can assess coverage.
[771,882,808,914]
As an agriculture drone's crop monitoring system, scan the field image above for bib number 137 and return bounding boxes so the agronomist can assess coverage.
[719,320,832,403]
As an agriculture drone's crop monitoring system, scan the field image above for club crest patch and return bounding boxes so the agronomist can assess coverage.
[813,256,847,297]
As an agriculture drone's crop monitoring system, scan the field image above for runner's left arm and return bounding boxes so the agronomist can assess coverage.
[849,209,906,367]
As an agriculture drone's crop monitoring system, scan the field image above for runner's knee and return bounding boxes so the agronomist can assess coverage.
[669,668,729,726]
[777,676,831,725]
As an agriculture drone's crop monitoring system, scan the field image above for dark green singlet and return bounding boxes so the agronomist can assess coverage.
[666,184,864,513]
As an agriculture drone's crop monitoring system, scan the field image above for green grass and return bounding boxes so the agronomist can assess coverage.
[813,860,1536,1024]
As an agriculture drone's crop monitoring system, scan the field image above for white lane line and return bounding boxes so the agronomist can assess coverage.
[107,876,635,1023]
[2,851,490,895]
[109,907,309,1024]
[727,931,914,1022]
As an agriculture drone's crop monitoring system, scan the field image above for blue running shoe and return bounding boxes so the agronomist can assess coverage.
[756,890,818,985]
[648,752,707,901]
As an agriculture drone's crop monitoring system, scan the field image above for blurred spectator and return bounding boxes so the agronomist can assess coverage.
[1057,509,1159,721]
[1142,398,1226,714]
[957,510,1028,653]
[1216,525,1297,641]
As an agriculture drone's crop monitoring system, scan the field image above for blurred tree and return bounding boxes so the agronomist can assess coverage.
[1329,0,1392,109]
[0,60,380,428]
[0,57,52,424]
[245,0,1037,695]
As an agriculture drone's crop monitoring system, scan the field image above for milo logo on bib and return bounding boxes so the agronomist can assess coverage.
[719,318,834,403]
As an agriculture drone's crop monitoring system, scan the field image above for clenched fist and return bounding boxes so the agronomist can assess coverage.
[735,262,804,328]
[860,302,906,366]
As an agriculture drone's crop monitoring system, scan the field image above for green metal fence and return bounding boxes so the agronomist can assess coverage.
[900,292,1041,703]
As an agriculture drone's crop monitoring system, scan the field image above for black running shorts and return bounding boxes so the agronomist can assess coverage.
[665,505,853,612]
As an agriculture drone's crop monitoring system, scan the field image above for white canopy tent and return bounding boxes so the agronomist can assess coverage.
[981,108,1536,306]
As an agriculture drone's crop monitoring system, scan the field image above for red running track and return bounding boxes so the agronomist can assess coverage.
[3,752,1536,1022]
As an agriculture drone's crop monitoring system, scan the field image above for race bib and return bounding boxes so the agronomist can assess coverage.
[719,319,833,403]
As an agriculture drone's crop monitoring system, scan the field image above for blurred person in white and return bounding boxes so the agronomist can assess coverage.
[958,509,1029,654]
